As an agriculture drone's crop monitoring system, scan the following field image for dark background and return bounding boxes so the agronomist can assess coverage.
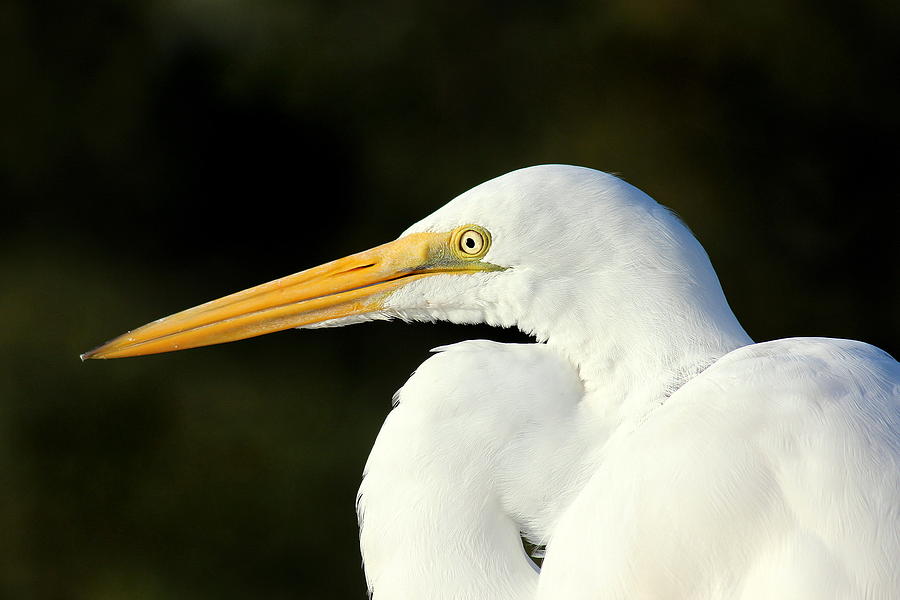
[2,1,898,598]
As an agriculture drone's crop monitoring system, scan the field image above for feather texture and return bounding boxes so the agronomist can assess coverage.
[351,165,898,599]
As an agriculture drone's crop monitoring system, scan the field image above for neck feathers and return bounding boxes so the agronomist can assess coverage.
[526,203,752,419]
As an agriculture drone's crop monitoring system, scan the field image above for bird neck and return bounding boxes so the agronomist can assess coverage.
[549,294,750,421]
[526,228,752,423]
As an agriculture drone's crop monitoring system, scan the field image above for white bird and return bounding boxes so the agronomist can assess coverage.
[83,165,899,600]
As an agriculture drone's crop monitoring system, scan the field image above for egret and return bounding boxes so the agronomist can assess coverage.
[83,165,899,599]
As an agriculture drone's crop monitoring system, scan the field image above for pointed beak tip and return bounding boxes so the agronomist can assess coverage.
[80,343,111,360]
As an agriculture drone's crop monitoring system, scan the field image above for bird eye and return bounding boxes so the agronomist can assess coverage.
[451,225,491,259]
[459,230,484,255]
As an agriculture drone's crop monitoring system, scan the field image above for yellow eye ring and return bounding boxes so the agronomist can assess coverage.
[451,225,491,259]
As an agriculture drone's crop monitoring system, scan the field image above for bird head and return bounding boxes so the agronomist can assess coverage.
[81,165,720,360]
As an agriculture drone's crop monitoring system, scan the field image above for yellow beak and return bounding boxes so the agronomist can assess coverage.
[81,229,502,360]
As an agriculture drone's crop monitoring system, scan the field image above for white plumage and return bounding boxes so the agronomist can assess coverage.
[85,165,900,599]
[356,166,899,599]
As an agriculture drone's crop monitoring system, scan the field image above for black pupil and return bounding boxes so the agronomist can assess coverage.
[465,237,476,248]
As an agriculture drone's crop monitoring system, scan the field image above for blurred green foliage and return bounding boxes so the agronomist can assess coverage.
[1,0,897,598]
